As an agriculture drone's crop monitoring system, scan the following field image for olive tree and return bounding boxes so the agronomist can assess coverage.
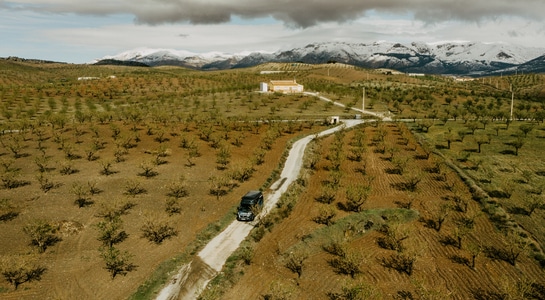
[140,216,178,244]
[96,216,128,248]
[0,255,46,290]
[284,248,309,279]
[23,220,61,253]
[344,184,371,212]
[100,246,137,279]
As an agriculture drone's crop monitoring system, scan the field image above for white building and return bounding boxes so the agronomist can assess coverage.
[267,79,304,93]
[260,82,268,92]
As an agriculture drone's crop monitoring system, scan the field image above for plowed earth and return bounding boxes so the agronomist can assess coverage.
[220,122,545,299]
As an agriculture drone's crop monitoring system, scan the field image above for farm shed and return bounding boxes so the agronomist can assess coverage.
[268,79,304,93]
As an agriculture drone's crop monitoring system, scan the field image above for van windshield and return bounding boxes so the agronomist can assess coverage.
[239,205,252,212]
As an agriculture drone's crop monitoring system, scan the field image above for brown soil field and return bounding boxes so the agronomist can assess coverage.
[218,122,545,299]
[0,118,326,299]
[2,60,545,300]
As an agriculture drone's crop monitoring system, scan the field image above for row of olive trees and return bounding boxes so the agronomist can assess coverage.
[0,218,58,290]
[207,122,288,199]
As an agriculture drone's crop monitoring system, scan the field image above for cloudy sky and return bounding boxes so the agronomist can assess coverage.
[1,0,545,63]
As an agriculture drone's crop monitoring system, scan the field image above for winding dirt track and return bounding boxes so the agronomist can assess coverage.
[155,119,363,300]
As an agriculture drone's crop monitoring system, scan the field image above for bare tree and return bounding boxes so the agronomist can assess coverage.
[71,182,93,207]
[96,216,128,248]
[518,123,535,137]
[36,173,56,192]
[327,280,381,300]
[524,194,544,216]
[138,160,158,178]
[262,280,295,300]
[185,144,200,167]
[100,246,137,279]
[0,255,46,290]
[166,176,189,199]
[328,250,362,278]
[216,144,231,170]
[23,220,61,253]
[401,171,423,192]
[208,175,232,200]
[508,136,525,156]
[313,204,337,226]
[485,231,530,266]
[284,248,309,279]
[123,179,146,197]
[315,185,336,204]
[428,204,450,232]
[474,134,491,153]
[99,160,116,175]
[140,216,178,244]
[465,241,483,270]
[377,223,410,252]
[344,184,371,212]
[380,250,418,276]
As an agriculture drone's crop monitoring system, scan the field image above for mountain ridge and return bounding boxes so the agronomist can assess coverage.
[94,41,545,76]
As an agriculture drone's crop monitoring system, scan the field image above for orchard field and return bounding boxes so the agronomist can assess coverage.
[1,58,545,299]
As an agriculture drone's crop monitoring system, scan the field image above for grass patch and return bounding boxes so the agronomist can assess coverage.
[287,208,419,255]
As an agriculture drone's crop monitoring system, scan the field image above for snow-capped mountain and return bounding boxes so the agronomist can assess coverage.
[94,42,545,76]
[94,47,262,69]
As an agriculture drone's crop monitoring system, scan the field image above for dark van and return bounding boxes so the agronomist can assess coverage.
[237,190,264,221]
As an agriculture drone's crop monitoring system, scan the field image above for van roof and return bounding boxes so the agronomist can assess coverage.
[242,190,262,199]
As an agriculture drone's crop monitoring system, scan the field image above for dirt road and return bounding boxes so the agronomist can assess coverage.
[155,119,363,300]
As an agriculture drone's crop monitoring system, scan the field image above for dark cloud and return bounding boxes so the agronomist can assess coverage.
[6,0,545,27]
[508,30,520,37]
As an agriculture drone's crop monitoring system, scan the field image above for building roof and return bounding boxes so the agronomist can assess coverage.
[269,80,301,86]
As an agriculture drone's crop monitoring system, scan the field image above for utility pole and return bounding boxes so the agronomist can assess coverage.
[510,83,515,120]
[362,87,365,112]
